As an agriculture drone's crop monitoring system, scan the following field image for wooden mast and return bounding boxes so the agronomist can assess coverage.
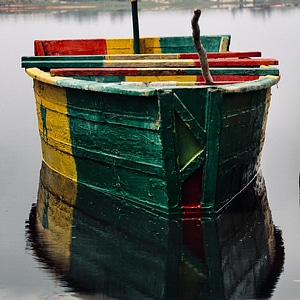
[131,0,140,54]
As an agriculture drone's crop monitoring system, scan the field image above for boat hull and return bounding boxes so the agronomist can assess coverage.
[29,67,279,214]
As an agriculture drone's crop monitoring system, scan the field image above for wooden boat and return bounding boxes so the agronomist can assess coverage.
[21,11,280,215]
[26,162,284,299]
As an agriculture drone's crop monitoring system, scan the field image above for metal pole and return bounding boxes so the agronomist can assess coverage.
[131,0,140,54]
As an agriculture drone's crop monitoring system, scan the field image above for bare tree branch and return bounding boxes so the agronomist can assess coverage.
[191,9,214,84]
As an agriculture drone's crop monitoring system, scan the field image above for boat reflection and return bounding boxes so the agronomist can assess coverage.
[26,162,284,299]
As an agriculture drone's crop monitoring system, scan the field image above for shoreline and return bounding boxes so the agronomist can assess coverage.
[0,4,105,11]
[0,1,298,13]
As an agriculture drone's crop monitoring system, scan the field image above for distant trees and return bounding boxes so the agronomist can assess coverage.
[0,0,31,5]
[0,0,134,4]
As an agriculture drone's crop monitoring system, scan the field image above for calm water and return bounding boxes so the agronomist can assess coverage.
[0,4,300,299]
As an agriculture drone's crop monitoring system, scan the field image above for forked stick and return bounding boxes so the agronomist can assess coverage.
[191,9,214,84]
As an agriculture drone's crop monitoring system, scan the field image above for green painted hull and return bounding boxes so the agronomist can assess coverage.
[26,162,284,299]
[28,68,278,214]
[23,35,280,214]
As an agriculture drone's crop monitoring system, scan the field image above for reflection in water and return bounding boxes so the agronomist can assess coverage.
[26,162,284,299]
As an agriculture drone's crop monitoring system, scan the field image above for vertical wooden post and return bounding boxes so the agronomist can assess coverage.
[131,0,140,54]
[202,88,222,212]
[158,90,181,213]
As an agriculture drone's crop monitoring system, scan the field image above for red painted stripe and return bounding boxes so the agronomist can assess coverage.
[35,39,108,56]
[34,41,46,56]
[179,51,262,59]
[212,58,278,66]
[50,68,261,82]
[192,58,277,67]
[196,75,259,83]
[50,68,260,85]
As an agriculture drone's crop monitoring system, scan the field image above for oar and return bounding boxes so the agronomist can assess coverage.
[21,57,279,69]
[131,0,140,54]
[49,67,279,77]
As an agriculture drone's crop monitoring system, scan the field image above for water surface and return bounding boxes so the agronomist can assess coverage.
[0,4,300,299]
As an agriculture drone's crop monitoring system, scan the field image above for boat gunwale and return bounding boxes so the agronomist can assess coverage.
[25,67,280,96]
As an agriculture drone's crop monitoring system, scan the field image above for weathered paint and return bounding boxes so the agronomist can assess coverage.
[26,65,279,214]
[21,57,278,69]
[33,35,231,56]
[24,34,280,214]
[47,68,277,84]
[34,79,77,181]
[22,50,263,64]
[106,39,134,55]
[25,65,278,85]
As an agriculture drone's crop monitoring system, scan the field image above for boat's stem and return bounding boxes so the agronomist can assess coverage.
[191,9,214,84]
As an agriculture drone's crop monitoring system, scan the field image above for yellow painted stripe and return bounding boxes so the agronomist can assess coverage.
[106,38,133,54]
[125,75,198,83]
[34,80,77,181]
[140,37,162,54]
[26,67,63,85]
[102,59,197,67]
[219,36,230,52]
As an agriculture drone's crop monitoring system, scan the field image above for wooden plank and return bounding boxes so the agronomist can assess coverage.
[105,51,261,60]
[49,67,279,77]
[22,57,278,69]
[34,39,108,56]
[34,41,45,56]
[202,89,222,210]
[22,51,262,62]
[157,90,181,210]
[22,51,261,62]
[181,51,262,59]
[34,35,230,56]
[22,55,107,62]
[32,35,231,56]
